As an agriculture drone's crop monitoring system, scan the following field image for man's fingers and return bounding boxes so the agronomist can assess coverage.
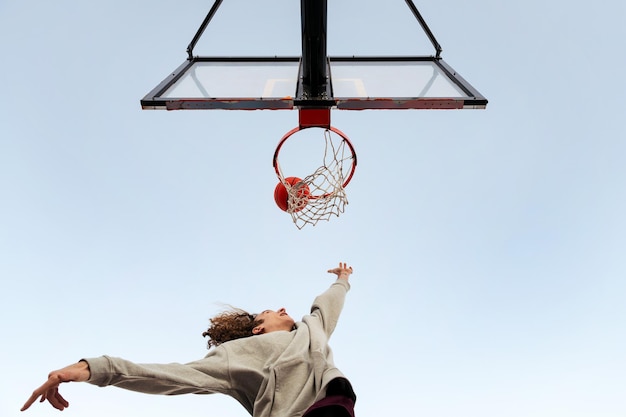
[21,393,41,411]
[52,390,69,409]
[38,389,67,411]
[21,378,68,412]
[48,396,66,411]
[328,263,353,276]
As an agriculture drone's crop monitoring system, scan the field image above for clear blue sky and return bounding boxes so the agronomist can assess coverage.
[2,1,625,416]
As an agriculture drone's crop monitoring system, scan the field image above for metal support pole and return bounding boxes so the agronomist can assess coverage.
[300,0,328,99]
[404,0,442,58]
[187,0,224,59]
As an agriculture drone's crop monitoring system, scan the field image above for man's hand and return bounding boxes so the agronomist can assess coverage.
[21,361,90,412]
[327,262,353,280]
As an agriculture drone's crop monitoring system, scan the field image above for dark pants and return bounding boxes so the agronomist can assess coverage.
[304,402,353,417]
[303,378,357,417]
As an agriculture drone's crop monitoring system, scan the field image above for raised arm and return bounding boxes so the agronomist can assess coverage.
[307,262,354,337]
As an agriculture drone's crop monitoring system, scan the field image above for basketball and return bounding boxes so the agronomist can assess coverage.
[274,177,310,212]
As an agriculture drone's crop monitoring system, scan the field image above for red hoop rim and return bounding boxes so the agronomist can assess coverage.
[272,126,358,197]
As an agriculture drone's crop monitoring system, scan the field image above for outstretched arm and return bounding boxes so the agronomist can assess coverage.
[22,350,233,412]
[21,360,91,411]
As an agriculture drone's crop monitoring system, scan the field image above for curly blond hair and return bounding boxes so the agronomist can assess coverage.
[202,308,263,348]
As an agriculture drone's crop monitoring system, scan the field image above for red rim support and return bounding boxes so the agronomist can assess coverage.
[298,108,331,129]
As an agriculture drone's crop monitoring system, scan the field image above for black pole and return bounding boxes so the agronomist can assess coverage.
[187,0,224,60]
[300,0,328,98]
[404,0,442,58]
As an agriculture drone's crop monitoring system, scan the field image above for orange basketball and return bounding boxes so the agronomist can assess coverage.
[274,177,310,212]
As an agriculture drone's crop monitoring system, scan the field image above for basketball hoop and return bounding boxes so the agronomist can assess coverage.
[273,126,357,229]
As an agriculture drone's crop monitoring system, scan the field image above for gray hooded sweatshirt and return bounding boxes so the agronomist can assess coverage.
[84,278,351,417]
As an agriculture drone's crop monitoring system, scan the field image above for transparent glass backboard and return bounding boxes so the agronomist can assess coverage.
[331,61,465,99]
[162,61,299,100]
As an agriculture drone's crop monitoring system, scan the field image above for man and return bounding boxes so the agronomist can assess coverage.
[22,262,356,417]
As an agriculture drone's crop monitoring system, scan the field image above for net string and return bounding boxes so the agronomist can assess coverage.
[283,129,353,229]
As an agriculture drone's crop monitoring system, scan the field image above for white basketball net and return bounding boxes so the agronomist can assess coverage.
[278,129,355,229]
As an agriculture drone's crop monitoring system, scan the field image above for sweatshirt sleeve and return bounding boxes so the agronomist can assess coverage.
[83,347,232,396]
[309,278,350,337]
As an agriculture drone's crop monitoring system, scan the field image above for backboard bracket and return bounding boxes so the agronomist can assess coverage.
[299,108,331,129]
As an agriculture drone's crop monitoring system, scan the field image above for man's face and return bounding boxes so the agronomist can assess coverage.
[253,308,295,334]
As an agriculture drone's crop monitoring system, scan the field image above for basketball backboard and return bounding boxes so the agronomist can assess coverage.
[140,0,487,113]
[139,0,488,227]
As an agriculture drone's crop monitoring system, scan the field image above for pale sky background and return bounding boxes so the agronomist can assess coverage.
[2,1,626,417]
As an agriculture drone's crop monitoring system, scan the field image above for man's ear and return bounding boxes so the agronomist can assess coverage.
[252,326,264,335]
